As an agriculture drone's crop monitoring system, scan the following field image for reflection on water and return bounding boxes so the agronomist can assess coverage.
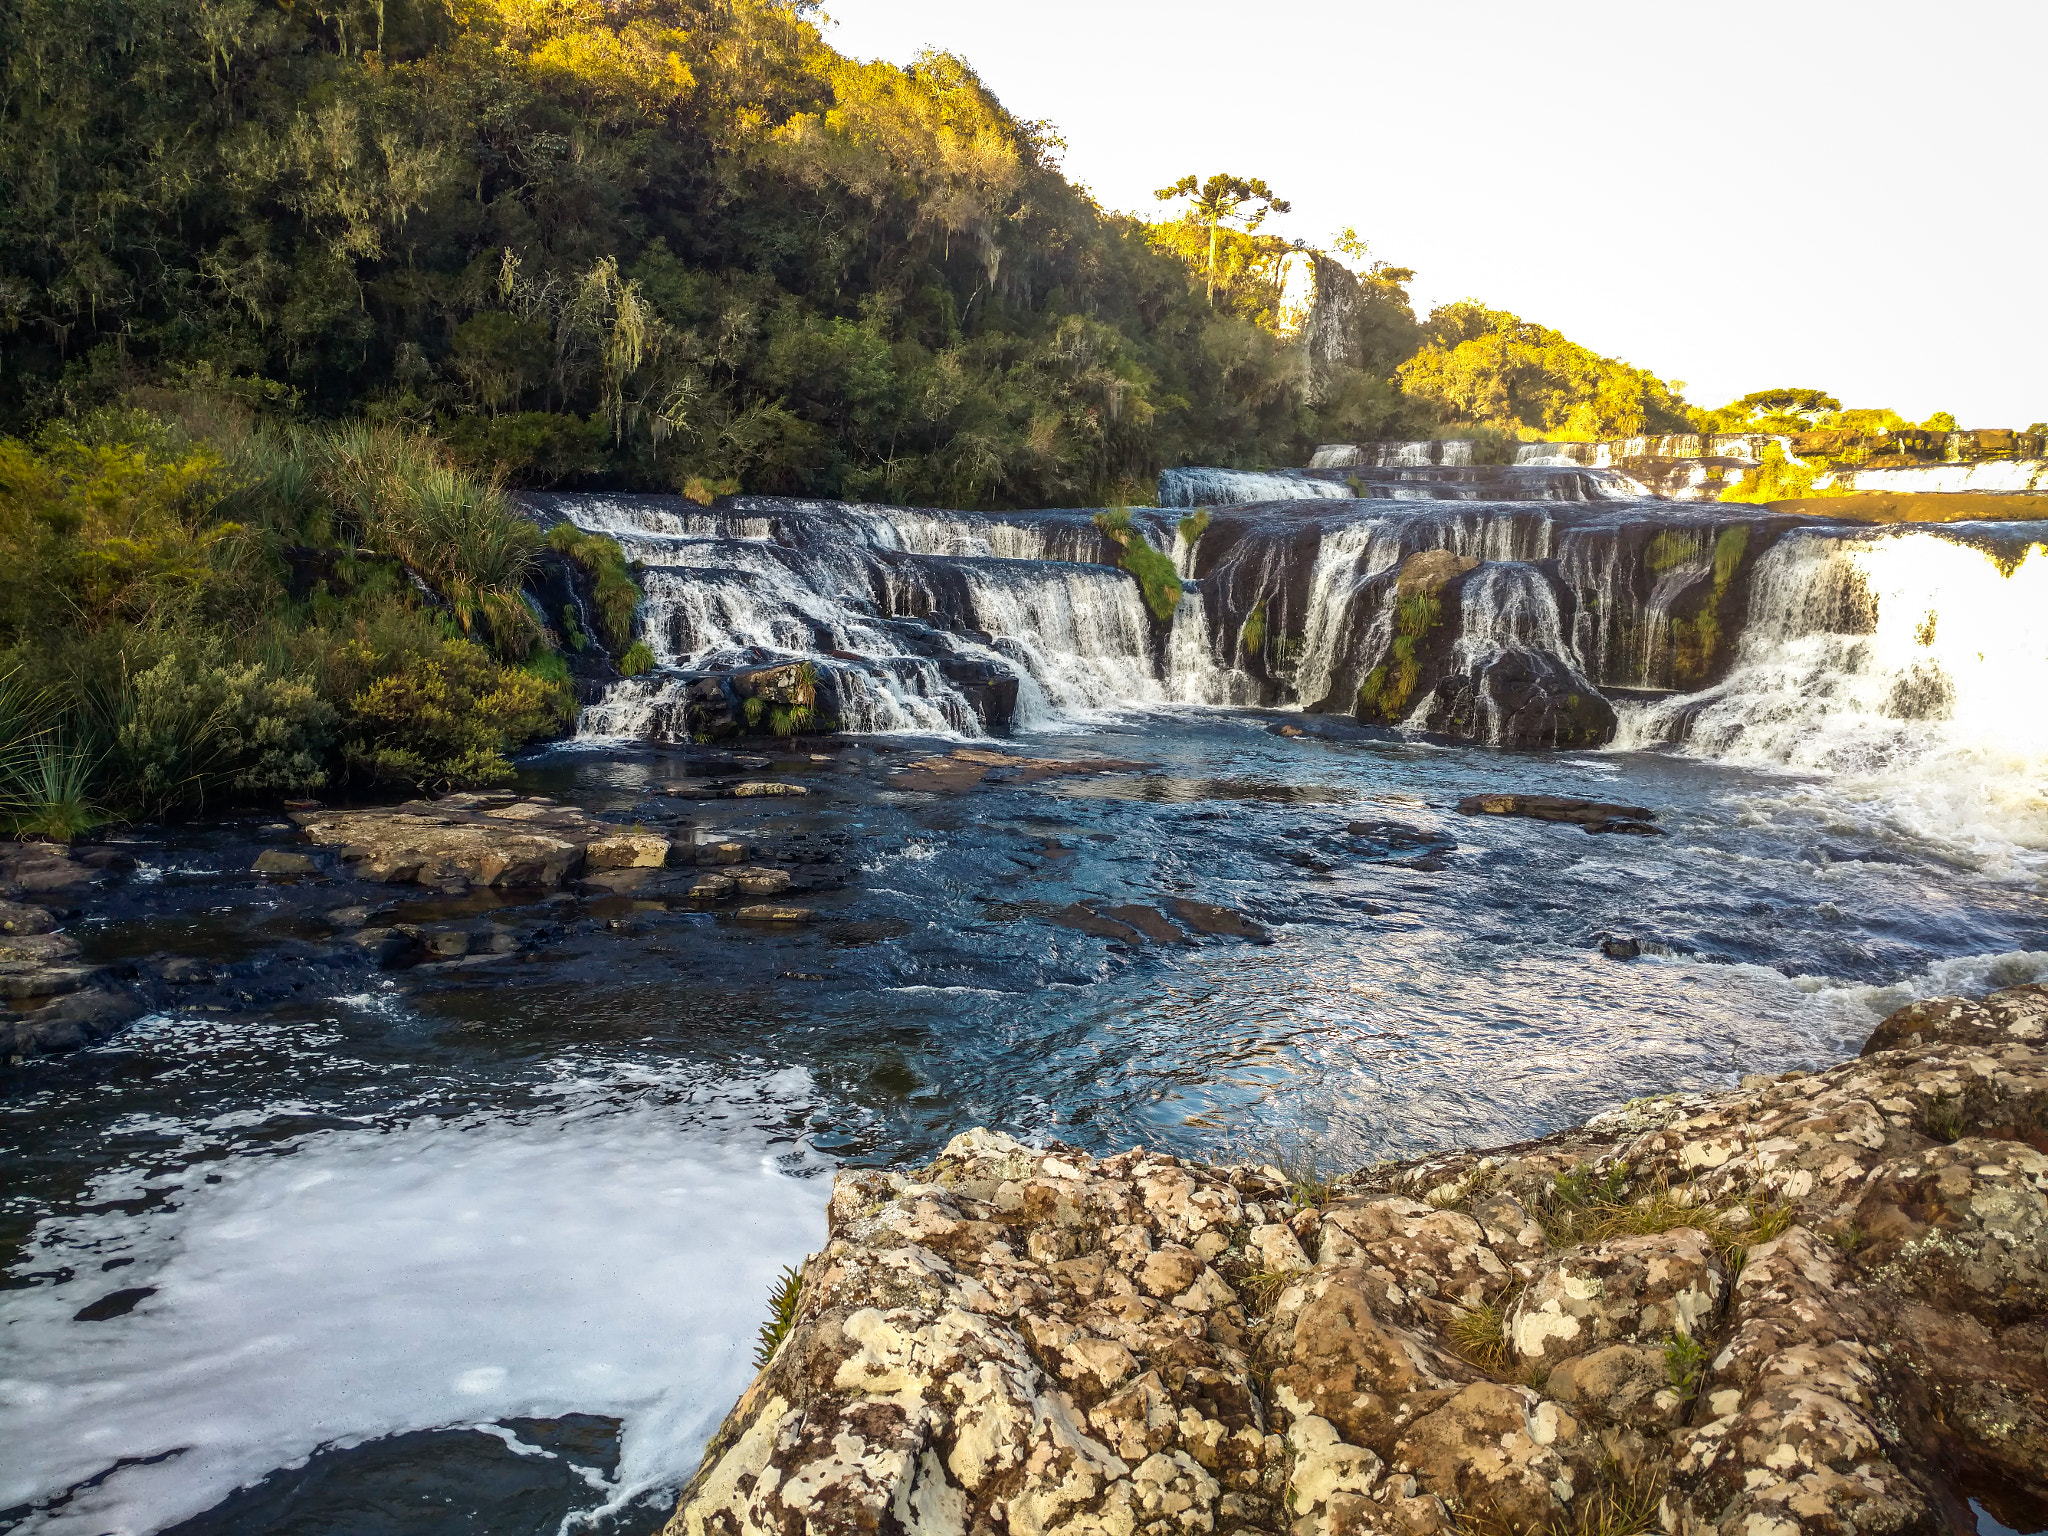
[4,711,2046,1536]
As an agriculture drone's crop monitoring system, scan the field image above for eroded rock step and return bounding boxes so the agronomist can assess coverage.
[670,984,2048,1536]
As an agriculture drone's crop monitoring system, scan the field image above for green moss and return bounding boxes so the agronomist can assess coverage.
[1644,530,1699,573]
[546,523,642,651]
[1093,509,1184,623]
[1355,593,1444,721]
[1241,602,1267,659]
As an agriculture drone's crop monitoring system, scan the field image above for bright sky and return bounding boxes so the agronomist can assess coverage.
[822,0,2046,427]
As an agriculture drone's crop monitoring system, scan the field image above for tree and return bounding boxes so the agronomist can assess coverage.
[1154,173,1291,305]
[1726,388,1842,429]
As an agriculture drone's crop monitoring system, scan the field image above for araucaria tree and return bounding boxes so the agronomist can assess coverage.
[1154,174,1291,305]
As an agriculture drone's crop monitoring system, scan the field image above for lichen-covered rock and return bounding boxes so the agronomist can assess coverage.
[668,985,2048,1536]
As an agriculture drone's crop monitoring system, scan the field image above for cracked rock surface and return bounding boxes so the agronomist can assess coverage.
[668,984,2048,1536]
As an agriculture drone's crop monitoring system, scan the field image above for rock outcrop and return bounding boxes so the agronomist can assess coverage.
[668,984,2048,1536]
[291,792,670,888]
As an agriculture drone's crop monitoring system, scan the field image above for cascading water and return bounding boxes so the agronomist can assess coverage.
[1614,524,2048,869]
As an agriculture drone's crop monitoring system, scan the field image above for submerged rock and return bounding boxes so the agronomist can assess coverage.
[667,983,2048,1536]
[1456,792,1663,835]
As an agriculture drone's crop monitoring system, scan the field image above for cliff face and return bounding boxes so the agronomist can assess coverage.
[667,985,2048,1536]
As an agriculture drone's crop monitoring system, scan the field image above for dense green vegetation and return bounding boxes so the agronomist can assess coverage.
[10,0,1964,833]
[0,407,580,833]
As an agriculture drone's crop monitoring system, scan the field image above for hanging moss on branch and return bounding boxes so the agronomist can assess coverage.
[1093,509,1183,623]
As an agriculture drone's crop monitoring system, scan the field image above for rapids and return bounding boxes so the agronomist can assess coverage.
[4,462,2046,1536]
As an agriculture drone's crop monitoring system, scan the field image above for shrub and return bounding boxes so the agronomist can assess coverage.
[340,635,567,791]
[618,640,657,676]
[104,644,332,816]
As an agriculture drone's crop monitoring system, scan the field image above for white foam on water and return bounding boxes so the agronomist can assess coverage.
[1615,528,2048,878]
[0,1071,830,1535]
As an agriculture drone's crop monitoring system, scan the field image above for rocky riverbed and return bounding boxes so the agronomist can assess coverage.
[669,985,2048,1536]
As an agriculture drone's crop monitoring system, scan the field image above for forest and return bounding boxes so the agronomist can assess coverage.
[0,0,1849,828]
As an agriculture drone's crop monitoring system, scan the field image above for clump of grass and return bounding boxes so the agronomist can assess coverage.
[1093,508,1184,622]
[1540,1162,1794,1265]
[1177,508,1210,546]
[753,1264,803,1370]
[1924,1090,1966,1144]
[618,640,656,677]
[1240,602,1267,659]
[1558,1463,1668,1536]
[545,522,641,652]
[1237,1268,1299,1317]
[1448,1297,1511,1373]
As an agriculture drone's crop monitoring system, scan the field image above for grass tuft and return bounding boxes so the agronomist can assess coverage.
[753,1264,804,1371]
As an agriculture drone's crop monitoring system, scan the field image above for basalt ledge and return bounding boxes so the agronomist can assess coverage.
[667,984,2048,1536]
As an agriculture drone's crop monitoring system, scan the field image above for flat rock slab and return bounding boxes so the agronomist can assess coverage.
[291,794,669,888]
[1456,793,1663,835]
[894,749,1158,793]
[1171,897,1273,942]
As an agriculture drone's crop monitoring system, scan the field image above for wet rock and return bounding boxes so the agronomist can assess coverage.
[689,872,738,901]
[0,900,57,935]
[695,841,749,866]
[252,849,320,877]
[1046,902,1147,943]
[732,867,794,898]
[324,906,374,928]
[1456,793,1660,830]
[1600,934,1642,959]
[1100,905,1190,944]
[0,843,93,899]
[735,904,814,923]
[731,781,808,798]
[0,933,102,1003]
[350,926,424,968]
[154,955,216,985]
[584,832,670,870]
[1419,646,1618,749]
[1,987,146,1057]
[1169,898,1272,943]
[669,983,2048,1536]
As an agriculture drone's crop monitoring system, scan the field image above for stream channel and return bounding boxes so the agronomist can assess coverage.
[4,486,2047,1536]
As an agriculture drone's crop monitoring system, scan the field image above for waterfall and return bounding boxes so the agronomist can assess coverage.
[1615,526,2048,867]
[951,563,1159,726]
[1158,467,1354,507]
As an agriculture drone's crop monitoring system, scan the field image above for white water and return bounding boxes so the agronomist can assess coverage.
[1616,527,2048,873]
[1309,442,1474,469]
[0,1035,828,1536]
[1822,460,2048,494]
[1157,467,1354,506]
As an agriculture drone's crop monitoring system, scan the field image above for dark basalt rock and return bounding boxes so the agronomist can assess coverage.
[1419,645,1618,749]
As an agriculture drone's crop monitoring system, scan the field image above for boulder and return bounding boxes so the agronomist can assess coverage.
[735,904,814,923]
[0,900,57,935]
[1418,645,1617,749]
[668,982,2048,1536]
[585,831,671,870]
[252,849,320,877]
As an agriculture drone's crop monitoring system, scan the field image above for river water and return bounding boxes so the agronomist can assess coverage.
[4,486,2046,1536]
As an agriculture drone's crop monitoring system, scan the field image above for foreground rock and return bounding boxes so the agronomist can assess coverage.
[291,792,670,888]
[668,984,2048,1536]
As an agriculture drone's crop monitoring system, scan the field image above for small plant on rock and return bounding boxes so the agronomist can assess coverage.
[753,1264,803,1370]
[1448,1297,1511,1373]
[1663,1331,1709,1399]
[1924,1090,1966,1143]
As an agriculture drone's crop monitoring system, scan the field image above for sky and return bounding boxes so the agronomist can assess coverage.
[821,0,2046,427]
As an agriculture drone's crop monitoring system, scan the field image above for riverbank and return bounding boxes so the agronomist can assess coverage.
[670,984,2048,1536]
